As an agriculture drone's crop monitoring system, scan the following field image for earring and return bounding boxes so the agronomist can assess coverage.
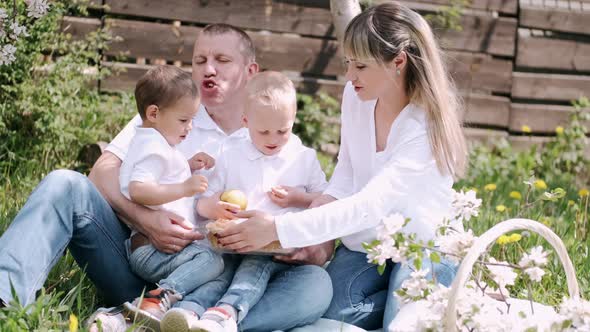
[396,68,401,76]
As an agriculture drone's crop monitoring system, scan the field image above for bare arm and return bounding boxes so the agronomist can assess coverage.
[128,174,208,206]
[196,191,240,220]
[88,151,203,252]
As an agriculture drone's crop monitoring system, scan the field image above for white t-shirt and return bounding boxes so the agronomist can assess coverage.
[202,133,328,217]
[119,127,196,226]
[275,82,455,252]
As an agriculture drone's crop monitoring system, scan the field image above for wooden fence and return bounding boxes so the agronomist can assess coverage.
[62,0,590,154]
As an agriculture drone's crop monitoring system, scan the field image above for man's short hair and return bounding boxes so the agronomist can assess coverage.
[245,71,296,113]
[134,65,198,120]
[201,23,256,63]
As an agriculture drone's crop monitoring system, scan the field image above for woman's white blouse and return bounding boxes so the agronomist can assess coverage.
[275,82,454,252]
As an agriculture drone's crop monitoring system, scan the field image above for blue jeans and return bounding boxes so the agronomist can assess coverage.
[323,245,457,330]
[175,254,333,332]
[0,170,149,306]
[129,242,223,296]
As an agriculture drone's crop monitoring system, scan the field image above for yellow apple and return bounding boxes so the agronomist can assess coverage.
[220,189,248,210]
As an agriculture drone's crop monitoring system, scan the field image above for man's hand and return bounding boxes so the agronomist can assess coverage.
[144,210,204,253]
[273,241,335,266]
[217,210,278,252]
[189,152,215,171]
[268,186,303,208]
[309,194,337,208]
[183,174,208,196]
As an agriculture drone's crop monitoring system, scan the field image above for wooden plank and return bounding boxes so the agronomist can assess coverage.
[509,103,590,133]
[434,15,516,57]
[447,51,513,94]
[464,128,509,146]
[509,135,590,156]
[100,62,346,100]
[512,72,590,102]
[517,31,590,71]
[520,5,590,36]
[462,94,510,127]
[104,0,335,38]
[60,16,101,41]
[104,19,344,77]
[406,0,517,14]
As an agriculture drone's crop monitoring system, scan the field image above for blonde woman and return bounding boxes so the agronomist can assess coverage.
[217,2,467,329]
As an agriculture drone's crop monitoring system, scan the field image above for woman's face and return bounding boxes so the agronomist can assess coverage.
[344,57,397,101]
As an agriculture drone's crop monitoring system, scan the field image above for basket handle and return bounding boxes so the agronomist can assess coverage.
[444,218,580,331]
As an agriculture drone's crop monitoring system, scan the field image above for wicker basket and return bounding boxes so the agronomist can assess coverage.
[443,218,581,331]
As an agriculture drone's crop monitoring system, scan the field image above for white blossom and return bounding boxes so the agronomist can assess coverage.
[487,257,517,295]
[400,269,430,298]
[378,213,405,237]
[27,0,50,18]
[451,189,482,222]
[0,44,16,65]
[0,8,8,21]
[438,229,476,263]
[524,266,545,282]
[519,245,549,268]
[9,21,28,39]
[559,297,590,331]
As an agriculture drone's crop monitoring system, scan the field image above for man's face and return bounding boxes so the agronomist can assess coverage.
[192,32,252,108]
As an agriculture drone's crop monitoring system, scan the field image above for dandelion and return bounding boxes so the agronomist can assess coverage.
[69,314,79,332]
[484,183,497,191]
[521,125,532,133]
[568,200,576,207]
[509,191,522,200]
[534,179,547,190]
[555,126,564,135]
[508,233,522,243]
[579,189,589,197]
[496,235,510,245]
[496,205,506,212]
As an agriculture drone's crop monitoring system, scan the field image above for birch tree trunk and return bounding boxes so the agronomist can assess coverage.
[330,0,361,45]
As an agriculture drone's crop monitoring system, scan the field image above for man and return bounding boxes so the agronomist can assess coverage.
[0,23,333,331]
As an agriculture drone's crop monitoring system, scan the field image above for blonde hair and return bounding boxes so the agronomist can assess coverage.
[245,71,297,114]
[343,2,467,177]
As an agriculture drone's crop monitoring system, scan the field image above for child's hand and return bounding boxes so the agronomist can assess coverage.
[213,200,241,220]
[183,174,208,196]
[268,185,302,208]
[189,152,215,171]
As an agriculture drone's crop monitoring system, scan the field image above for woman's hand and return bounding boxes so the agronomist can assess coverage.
[217,210,278,252]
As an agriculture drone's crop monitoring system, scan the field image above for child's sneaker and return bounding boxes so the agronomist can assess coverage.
[160,307,200,332]
[86,306,132,332]
[124,288,182,331]
[190,307,237,332]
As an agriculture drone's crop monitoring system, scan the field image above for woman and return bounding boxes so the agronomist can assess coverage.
[218,2,467,330]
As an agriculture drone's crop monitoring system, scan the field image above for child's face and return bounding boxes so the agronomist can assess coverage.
[244,101,295,156]
[153,96,200,146]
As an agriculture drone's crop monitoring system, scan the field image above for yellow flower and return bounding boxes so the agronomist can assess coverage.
[521,125,532,133]
[484,183,497,191]
[555,126,564,135]
[534,180,547,190]
[496,204,507,212]
[509,233,522,243]
[496,235,510,245]
[568,200,576,206]
[509,191,522,200]
[579,188,589,197]
[540,217,552,227]
[69,314,79,332]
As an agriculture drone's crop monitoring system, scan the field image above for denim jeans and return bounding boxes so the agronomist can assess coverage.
[175,254,333,332]
[128,242,223,296]
[323,245,457,330]
[0,170,149,306]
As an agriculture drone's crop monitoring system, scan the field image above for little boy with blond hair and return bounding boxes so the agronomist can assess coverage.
[159,71,328,332]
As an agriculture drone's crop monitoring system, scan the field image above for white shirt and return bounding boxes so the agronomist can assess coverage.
[275,82,454,252]
[106,105,248,171]
[202,134,328,217]
[119,127,196,226]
